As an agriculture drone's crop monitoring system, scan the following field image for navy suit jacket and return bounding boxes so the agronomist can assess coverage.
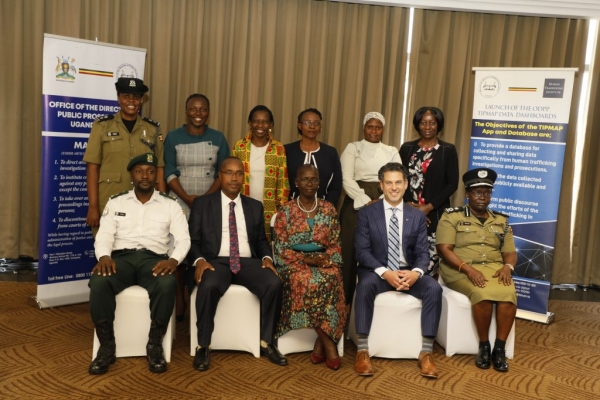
[355,201,429,272]
[187,191,272,265]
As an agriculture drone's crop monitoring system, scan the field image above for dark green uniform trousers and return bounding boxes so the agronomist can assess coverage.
[89,250,176,325]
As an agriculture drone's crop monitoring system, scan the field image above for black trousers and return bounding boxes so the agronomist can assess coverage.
[191,257,283,347]
[88,250,176,325]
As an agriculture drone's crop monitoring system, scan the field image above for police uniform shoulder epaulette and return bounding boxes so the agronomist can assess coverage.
[444,206,465,214]
[110,190,129,199]
[96,114,115,122]
[142,117,160,127]
[491,209,510,218]
[159,191,176,200]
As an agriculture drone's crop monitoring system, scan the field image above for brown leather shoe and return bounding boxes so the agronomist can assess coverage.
[417,352,439,379]
[354,350,374,376]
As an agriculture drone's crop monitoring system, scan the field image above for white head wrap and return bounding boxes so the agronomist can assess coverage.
[363,112,385,127]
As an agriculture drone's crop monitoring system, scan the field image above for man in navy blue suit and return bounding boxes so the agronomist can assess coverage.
[353,162,442,378]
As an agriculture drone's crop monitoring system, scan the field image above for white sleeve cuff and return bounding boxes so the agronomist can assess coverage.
[375,267,388,278]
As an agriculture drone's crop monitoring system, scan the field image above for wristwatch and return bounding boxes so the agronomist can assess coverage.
[414,270,423,279]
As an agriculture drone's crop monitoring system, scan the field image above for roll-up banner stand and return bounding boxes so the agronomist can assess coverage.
[37,34,146,308]
[470,68,577,324]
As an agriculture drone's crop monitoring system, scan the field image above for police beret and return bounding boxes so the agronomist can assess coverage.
[463,168,497,188]
[127,153,157,171]
[115,77,149,94]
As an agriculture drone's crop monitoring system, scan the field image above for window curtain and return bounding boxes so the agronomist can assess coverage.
[0,0,410,257]
[408,9,589,284]
[570,29,600,286]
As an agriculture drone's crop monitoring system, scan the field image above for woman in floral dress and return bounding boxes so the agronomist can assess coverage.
[274,164,346,371]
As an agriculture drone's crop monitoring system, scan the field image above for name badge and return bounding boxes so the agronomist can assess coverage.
[115,212,126,216]
[459,222,472,226]
[107,132,120,137]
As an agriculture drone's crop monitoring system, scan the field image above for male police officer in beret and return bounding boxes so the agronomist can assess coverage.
[88,153,190,375]
[83,77,167,234]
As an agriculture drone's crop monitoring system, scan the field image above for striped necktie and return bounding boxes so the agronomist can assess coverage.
[388,208,400,271]
[229,201,241,274]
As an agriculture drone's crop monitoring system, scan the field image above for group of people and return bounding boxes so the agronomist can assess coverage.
[83,77,518,379]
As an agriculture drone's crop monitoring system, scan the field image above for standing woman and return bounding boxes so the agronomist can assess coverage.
[400,106,459,275]
[164,94,229,215]
[163,93,230,321]
[339,112,401,308]
[274,165,346,370]
[232,105,289,242]
[285,108,342,206]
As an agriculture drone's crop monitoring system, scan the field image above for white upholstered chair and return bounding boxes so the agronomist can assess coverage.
[349,291,423,359]
[92,285,176,362]
[189,284,261,357]
[436,281,515,358]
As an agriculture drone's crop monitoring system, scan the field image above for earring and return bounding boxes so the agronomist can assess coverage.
[268,128,272,133]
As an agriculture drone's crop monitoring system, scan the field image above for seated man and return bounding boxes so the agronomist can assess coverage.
[88,153,190,375]
[188,156,286,371]
[353,162,442,378]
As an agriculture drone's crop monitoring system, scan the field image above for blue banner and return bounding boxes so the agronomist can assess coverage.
[38,34,146,307]
[470,68,576,317]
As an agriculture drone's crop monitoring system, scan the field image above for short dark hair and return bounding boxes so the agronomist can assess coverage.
[412,106,444,134]
[185,93,210,109]
[297,108,322,134]
[219,156,243,171]
[248,105,274,124]
[296,164,319,177]
[378,162,409,181]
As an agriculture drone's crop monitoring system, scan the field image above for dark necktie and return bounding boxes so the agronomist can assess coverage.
[388,208,400,271]
[229,201,241,274]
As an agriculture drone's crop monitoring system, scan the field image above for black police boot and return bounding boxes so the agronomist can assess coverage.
[146,321,168,373]
[89,321,116,375]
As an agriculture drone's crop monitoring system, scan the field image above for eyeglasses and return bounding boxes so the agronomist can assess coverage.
[298,177,319,185]
[221,171,245,178]
[301,120,321,127]
[470,190,493,198]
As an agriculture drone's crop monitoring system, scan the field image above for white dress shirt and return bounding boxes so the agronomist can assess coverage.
[218,191,252,258]
[95,190,191,264]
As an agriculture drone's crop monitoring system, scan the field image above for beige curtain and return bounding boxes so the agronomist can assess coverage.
[0,0,410,258]
[408,9,589,284]
[569,29,600,286]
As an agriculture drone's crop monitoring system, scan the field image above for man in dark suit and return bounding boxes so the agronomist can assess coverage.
[187,156,286,371]
[353,162,442,378]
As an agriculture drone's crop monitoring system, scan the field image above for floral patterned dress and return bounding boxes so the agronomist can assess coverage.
[273,199,346,342]
[407,145,437,206]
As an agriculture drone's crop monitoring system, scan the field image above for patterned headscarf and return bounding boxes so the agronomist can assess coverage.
[363,111,385,127]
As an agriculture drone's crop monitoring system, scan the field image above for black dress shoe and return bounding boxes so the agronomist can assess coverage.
[147,344,167,373]
[475,344,491,369]
[89,349,116,375]
[193,347,210,371]
[491,347,509,372]
[261,343,288,366]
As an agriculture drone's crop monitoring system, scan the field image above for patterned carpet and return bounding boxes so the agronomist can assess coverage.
[1,282,599,399]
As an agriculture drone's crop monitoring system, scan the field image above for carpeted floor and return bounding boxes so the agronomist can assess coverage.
[1,282,599,399]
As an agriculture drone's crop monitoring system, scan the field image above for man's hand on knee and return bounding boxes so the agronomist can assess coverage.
[92,256,117,276]
[152,258,178,277]
[194,259,215,284]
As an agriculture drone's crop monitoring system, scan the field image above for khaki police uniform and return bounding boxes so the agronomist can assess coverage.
[89,189,190,325]
[436,206,517,304]
[83,112,165,214]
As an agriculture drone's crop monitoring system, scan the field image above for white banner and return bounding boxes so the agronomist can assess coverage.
[37,34,146,308]
[469,67,576,319]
